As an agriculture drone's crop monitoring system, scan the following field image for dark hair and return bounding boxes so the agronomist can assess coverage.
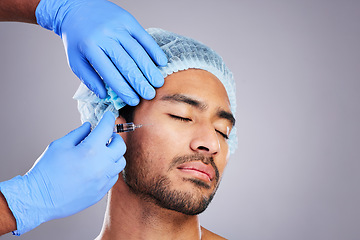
[118,104,136,122]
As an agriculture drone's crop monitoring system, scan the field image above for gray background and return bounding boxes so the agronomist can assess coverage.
[1,0,359,239]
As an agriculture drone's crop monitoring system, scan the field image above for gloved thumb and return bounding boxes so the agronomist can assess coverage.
[60,122,92,146]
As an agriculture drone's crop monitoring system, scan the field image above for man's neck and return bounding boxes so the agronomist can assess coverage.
[96,177,202,240]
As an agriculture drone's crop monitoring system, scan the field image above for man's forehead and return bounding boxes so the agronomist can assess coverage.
[157,69,230,103]
[160,94,208,111]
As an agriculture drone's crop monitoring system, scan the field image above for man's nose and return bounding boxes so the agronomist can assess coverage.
[190,124,220,155]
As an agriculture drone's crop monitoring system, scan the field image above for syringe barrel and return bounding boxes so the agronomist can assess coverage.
[114,122,135,133]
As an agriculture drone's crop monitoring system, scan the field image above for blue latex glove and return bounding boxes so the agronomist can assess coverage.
[0,112,125,235]
[36,0,167,105]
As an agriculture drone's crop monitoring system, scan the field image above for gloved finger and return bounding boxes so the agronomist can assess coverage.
[103,40,157,99]
[109,159,126,177]
[130,22,168,67]
[85,111,115,145]
[61,122,91,146]
[116,35,164,89]
[71,55,107,98]
[100,174,119,195]
[107,133,126,156]
[84,47,140,106]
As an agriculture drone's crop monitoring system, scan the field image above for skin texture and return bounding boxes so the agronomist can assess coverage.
[0,192,16,235]
[0,0,40,23]
[97,69,233,240]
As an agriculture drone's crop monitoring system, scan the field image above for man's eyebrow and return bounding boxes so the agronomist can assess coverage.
[218,109,236,127]
[160,94,207,110]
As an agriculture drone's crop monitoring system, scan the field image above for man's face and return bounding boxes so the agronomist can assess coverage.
[120,69,234,215]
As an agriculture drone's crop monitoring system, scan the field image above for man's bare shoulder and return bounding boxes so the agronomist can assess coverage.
[201,226,227,240]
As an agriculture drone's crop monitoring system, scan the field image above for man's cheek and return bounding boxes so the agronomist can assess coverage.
[216,158,229,180]
[145,124,181,145]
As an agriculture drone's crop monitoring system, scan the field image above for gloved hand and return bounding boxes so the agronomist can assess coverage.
[0,112,125,235]
[36,0,167,105]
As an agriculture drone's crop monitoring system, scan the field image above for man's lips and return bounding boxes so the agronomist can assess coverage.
[177,161,216,182]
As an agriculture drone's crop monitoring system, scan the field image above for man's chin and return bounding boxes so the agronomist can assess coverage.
[122,165,218,215]
[184,178,212,190]
[156,193,212,216]
[151,183,216,216]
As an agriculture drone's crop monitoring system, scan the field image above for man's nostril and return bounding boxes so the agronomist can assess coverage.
[197,146,209,151]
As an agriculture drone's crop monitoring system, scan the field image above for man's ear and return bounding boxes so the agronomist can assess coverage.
[115,115,127,125]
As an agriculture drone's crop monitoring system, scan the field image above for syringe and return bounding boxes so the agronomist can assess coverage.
[114,122,143,133]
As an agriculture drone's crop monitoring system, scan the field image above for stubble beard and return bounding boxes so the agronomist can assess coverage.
[122,136,221,215]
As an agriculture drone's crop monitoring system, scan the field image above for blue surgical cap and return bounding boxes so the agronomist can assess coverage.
[73,28,237,154]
